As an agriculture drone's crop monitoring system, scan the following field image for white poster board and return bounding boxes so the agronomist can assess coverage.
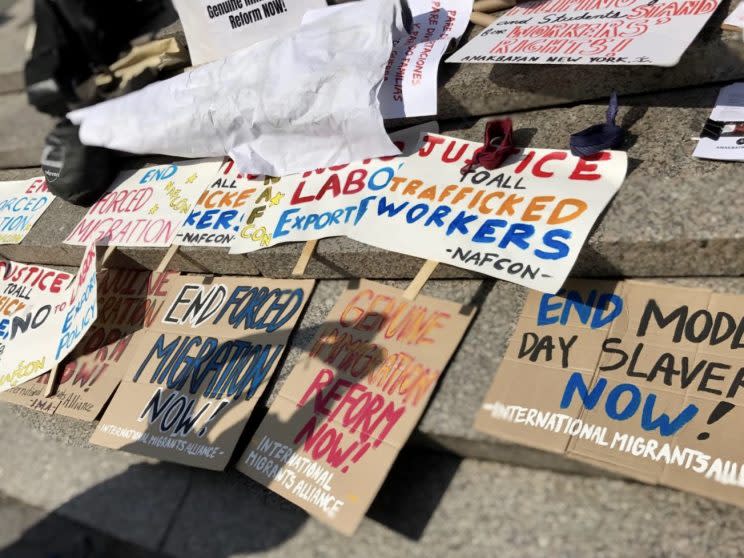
[230,129,627,293]
[0,242,97,392]
[65,159,223,247]
[0,177,55,244]
[448,0,721,67]
[379,0,472,118]
[693,82,744,161]
[172,0,327,66]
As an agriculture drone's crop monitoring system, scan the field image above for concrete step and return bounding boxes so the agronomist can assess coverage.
[0,0,31,96]
[0,403,742,557]
[0,92,53,169]
[1,85,740,278]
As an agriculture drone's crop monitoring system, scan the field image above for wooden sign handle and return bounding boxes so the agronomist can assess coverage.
[403,260,438,300]
[156,244,180,273]
[292,240,318,276]
[44,363,63,398]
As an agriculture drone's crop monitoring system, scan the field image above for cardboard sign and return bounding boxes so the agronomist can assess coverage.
[693,83,744,161]
[379,0,472,118]
[236,279,475,535]
[0,269,179,420]
[448,0,720,66]
[90,275,314,470]
[175,161,274,248]
[0,243,97,393]
[172,0,327,66]
[65,159,223,247]
[476,280,744,507]
[231,132,627,294]
[0,177,55,244]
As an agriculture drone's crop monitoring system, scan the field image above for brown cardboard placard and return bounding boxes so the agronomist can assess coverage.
[0,269,180,420]
[475,279,744,507]
[236,279,475,535]
[90,274,314,470]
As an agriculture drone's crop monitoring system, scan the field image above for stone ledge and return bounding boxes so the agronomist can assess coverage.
[2,85,741,278]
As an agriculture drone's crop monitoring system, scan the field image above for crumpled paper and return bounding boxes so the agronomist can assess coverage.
[68,0,401,177]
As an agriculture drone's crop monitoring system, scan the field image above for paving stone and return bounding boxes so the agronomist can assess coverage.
[0,0,31,95]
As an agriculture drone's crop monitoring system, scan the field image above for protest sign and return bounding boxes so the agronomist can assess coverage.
[230,131,627,294]
[447,0,720,66]
[90,275,314,470]
[693,83,744,161]
[65,159,223,247]
[175,161,273,248]
[0,177,55,244]
[0,269,179,420]
[172,0,326,66]
[379,0,472,118]
[0,242,97,393]
[236,279,475,535]
[476,280,744,506]
[722,0,744,30]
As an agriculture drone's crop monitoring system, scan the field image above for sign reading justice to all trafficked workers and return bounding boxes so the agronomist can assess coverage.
[0,242,97,393]
[447,0,721,67]
[90,275,314,470]
[237,280,475,535]
[65,159,223,247]
[476,280,744,507]
[0,269,179,420]
[0,177,55,244]
[229,132,626,294]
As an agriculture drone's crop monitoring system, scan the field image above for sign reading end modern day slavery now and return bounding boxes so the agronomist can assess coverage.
[237,279,475,535]
[476,280,744,507]
[65,159,222,247]
[90,275,314,470]
[230,132,626,294]
[448,0,720,66]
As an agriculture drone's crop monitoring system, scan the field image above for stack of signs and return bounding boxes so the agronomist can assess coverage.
[0,243,97,392]
[476,280,744,506]
[448,0,721,66]
[230,131,627,294]
[0,177,55,245]
[175,160,282,249]
[90,275,314,470]
[1,269,179,420]
[65,159,223,247]
[693,83,744,161]
[237,279,475,534]
[379,0,472,118]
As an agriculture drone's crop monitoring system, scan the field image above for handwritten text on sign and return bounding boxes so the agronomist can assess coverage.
[237,279,474,535]
[447,0,720,67]
[0,177,55,245]
[229,131,627,294]
[0,242,97,392]
[65,159,222,247]
[476,280,744,507]
[90,275,314,470]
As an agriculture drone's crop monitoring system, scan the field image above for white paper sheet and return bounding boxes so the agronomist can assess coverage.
[377,0,472,118]
[0,177,54,245]
[723,0,744,30]
[693,83,744,161]
[67,0,400,177]
[172,0,327,66]
[447,0,720,67]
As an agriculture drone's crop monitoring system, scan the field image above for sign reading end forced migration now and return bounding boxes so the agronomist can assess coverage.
[237,279,475,535]
[476,280,744,507]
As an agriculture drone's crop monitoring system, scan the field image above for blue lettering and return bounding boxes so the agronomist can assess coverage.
[535,229,571,260]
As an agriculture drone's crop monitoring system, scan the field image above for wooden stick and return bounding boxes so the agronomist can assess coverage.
[403,260,438,300]
[100,244,117,270]
[292,240,317,276]
[470,12,498,26]
[44,363,63,398]
[473,0,515,12]
[156,244,180,273]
